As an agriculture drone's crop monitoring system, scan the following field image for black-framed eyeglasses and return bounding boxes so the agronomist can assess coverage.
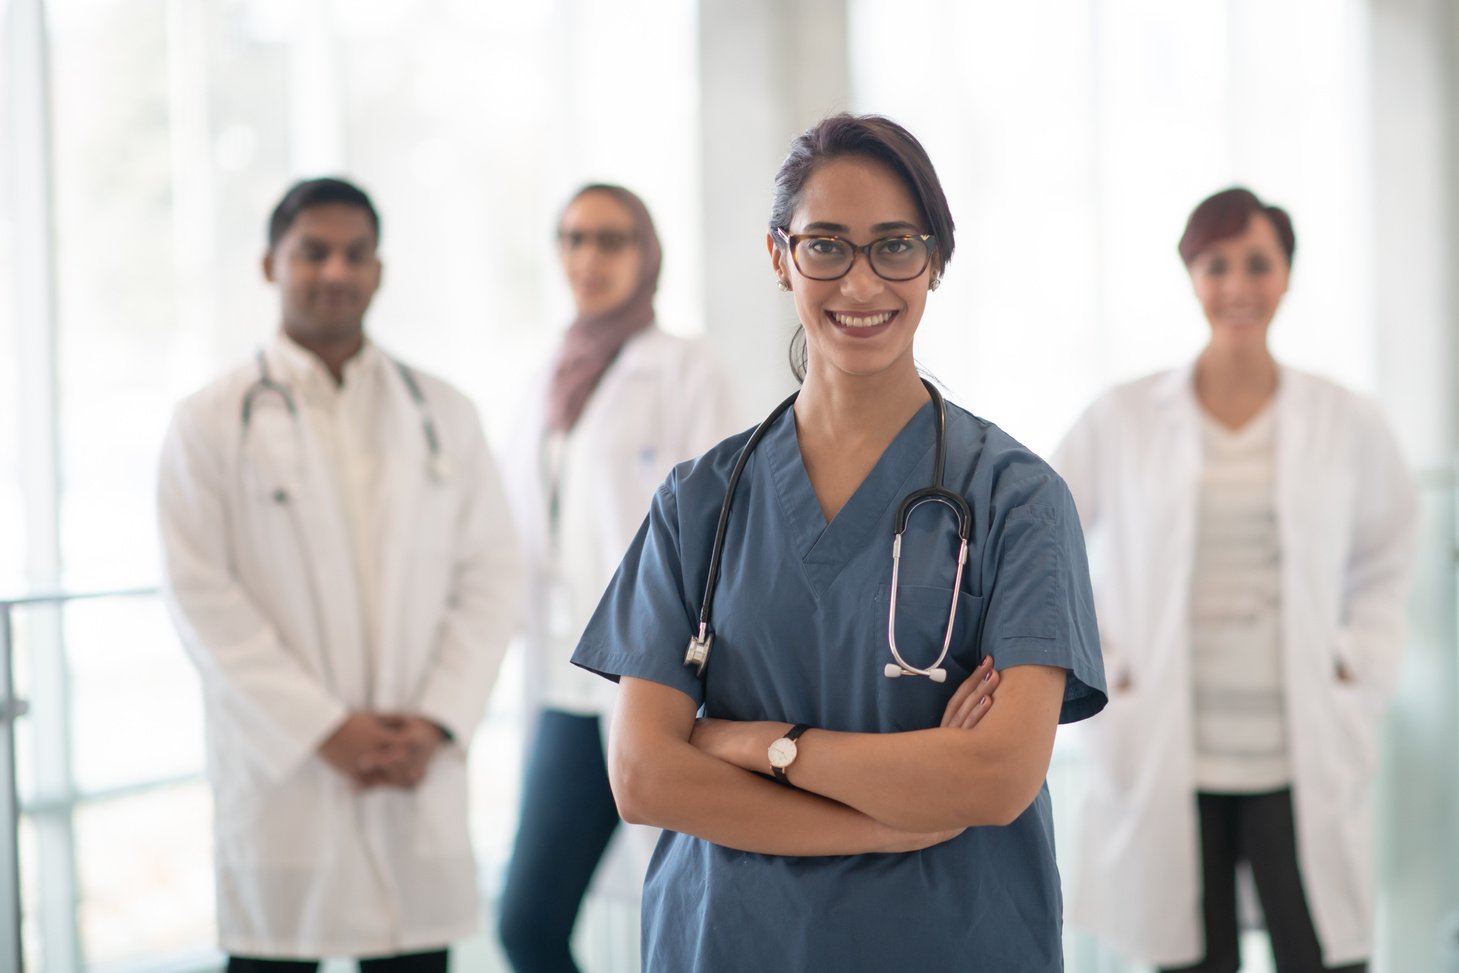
[558,229,638,254]
[776,227,935,282]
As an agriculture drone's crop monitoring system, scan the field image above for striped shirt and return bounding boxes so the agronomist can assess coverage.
[1190,405,1291,791]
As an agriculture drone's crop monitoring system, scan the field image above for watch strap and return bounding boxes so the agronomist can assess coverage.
[771,723,811,785]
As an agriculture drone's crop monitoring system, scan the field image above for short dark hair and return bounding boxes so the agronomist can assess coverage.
[1178,187,1295,267]
[769,114,955,277]
[770,114,955,381]
[268,177,380,250]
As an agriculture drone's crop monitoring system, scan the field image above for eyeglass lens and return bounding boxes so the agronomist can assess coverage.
[793,235,931,281]
[559,229,636,254]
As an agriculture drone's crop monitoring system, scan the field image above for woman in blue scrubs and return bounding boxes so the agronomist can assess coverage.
[572,114,1107,972]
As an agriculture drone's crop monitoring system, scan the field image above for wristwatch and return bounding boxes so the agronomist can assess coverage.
[768,723,811,786]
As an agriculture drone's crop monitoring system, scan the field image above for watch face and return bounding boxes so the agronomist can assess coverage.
[768,737,798,769]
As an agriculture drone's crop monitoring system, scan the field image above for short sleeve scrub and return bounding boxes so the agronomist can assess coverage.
[573,399,1107,972]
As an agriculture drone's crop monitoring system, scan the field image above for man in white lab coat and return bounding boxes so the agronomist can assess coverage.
[158,178,521,971]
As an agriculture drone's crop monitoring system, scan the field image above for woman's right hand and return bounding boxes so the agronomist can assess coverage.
[940,656,999,729]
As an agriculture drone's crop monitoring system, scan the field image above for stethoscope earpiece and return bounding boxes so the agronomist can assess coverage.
[884,662,948,683]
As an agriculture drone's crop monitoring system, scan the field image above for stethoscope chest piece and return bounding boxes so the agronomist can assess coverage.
[684,624,713,677]
[884,661,949,683]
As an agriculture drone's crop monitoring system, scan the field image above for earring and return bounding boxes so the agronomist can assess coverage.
[930,276,941,292]
[777,278,791,292]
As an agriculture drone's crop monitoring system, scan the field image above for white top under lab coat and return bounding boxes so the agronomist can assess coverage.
[506,326,738,717]
[158,335,521,958]
[1051,364,1417,968]
[502,327,737,894]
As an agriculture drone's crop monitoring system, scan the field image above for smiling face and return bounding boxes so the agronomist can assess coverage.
[559,190,645,318]
[769,155,933,383]
[1187,212,1290,351]
[263,202,382,348]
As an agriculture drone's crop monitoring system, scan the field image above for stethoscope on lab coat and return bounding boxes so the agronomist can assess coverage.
[684,378,971,683]
[240,350,453,498]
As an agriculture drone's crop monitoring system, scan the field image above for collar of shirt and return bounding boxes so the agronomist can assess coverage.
[270,330,386,406]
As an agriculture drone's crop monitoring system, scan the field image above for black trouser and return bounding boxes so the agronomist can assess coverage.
[1160,789,1366,973]
[226,950,446,973]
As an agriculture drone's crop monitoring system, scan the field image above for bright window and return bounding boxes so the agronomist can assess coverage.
[5,1,698,969]
[850,0,1373,458]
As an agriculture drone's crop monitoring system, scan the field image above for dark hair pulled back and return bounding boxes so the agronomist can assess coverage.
[769,114,955,381]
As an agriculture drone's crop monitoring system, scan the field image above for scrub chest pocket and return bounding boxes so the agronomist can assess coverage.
[873,583,984,731]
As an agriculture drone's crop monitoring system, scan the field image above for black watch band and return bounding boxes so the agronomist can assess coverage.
[770,722,811,785]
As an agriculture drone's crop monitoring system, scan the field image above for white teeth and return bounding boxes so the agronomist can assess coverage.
[832,311,892,328]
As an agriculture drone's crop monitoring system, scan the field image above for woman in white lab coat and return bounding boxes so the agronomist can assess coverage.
[1053,187,1417,972]
[497,184,736,973]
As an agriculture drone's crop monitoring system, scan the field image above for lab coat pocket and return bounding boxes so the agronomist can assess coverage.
[1327,677,1379,784]
[873,584,984,730]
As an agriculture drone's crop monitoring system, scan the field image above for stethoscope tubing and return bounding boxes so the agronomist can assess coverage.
[686,377,971,680]
[239,348,449,482]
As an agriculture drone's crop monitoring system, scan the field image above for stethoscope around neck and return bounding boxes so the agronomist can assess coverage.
[240,349,452,485]
[683,377,972,682]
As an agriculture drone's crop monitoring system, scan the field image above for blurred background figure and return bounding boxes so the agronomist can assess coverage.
[496,184,736,973]
[157,177,522,971]
[1052,188,1418,973]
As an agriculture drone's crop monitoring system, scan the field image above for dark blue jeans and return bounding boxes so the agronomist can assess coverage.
[497,709,622,973]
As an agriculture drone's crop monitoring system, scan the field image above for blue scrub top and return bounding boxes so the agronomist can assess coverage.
[573,398,1106,972]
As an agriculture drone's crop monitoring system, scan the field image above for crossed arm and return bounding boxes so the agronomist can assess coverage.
[607,659,1065,856]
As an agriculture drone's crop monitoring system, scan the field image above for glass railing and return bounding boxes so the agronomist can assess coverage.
[0,587,217,973]
[0,589,633,973]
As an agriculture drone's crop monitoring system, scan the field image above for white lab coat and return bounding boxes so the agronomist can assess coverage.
[158,339,521,958]
[1051,364,1417,968]
[503,326,738,888]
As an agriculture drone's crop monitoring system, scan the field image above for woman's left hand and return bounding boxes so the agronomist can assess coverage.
[940,656,998,729]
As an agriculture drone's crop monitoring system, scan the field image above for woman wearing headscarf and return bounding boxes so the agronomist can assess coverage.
[497,184,737,973]
[1054,187,1418,972]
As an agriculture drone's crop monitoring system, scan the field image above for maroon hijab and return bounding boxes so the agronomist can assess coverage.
[546,185,662,432]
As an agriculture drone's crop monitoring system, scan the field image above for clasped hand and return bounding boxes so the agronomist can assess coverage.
[319,712,446,790]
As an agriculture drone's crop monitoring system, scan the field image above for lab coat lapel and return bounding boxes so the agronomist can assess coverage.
[372,360,430,707]
[1272,367,1302,544]
[253,347,367,701]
